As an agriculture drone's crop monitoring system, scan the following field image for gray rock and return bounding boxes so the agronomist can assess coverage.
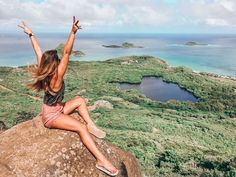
[89,100,113,111]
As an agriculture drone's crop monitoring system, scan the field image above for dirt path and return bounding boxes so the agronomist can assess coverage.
[0,84,14,92]
[0,84,41,101]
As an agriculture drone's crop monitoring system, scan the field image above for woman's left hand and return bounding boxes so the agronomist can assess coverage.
[18,21,33,35]
[72,16,82,34]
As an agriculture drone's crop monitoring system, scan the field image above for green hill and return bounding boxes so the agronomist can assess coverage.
[0,56,236,176]
[55,43,85,57]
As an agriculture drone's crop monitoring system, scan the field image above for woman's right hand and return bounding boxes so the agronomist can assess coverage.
[71,16,81,34]
[18,21,33,35]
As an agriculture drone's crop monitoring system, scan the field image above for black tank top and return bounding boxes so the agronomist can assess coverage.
[43,80,65,106]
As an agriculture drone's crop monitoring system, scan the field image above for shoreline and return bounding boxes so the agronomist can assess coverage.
[1,55,236,81]
[192,70,236,81]
[153,57,236,81]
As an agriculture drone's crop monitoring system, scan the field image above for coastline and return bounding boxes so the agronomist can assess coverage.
[193,70,236,81]
[151,56,236,80]
[3,55,236,81]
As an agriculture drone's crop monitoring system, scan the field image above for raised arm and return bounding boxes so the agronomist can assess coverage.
[18,21,43,66]
[57,16,81,78]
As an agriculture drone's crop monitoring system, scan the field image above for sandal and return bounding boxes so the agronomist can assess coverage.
[95,163,119,176]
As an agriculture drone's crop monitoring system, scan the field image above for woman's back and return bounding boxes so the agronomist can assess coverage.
[43,80,65,106]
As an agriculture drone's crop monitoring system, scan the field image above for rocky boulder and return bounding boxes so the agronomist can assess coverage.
[88,100,114,111]
[0,113,142,177]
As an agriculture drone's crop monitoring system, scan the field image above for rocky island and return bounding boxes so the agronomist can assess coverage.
[0,55,236,176]
[102,42,143,48]
[185,41,208,46]
[56,43,85,57]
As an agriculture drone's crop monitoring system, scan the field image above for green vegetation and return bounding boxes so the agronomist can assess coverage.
[0,56,236,176]
[102,42,143,48]
[55,43,85,57]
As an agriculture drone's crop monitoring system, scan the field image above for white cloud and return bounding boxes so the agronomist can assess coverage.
[182,0,236,27]
[0,0,235,33]
[120,4,172,26]
[220,0,235,12]
[0,0,117,29]
[206,18,230,26]
[0,0,175,32]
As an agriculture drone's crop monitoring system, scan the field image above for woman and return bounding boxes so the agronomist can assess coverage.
[18,16,119,176]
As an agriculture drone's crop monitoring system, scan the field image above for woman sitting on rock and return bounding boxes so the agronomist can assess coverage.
[18,16,119,176]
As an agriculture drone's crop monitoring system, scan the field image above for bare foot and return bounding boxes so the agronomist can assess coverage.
[87,123,106,139]
[96,159,119,175]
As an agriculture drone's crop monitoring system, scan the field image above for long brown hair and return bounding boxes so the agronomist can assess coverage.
[27,50,60,92]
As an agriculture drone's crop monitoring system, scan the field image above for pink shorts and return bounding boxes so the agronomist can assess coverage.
[41,102,65,129]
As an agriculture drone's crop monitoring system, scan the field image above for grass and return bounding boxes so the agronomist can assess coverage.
[0,55,236,176]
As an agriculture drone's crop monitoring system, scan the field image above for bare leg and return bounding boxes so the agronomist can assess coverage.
[63,96,106,138]
[50,113,118,174]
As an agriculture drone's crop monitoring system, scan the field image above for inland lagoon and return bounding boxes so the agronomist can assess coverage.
[112,76,198,102]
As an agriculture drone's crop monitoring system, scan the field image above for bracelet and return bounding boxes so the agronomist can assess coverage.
[29,33,34,37]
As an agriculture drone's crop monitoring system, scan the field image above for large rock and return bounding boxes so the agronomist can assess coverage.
[88,100,114,111]
[0,113,142,177]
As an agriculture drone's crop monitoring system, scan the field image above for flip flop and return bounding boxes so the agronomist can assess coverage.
[95,163,119,176]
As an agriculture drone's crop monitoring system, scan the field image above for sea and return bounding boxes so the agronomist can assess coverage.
[0,33,235,77]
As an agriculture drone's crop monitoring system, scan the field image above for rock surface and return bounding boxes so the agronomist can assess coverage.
[88,100,114,111]
[0,113,142,177]
[99,96,139,109]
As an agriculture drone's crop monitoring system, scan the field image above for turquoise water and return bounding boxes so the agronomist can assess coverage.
[0,33,235,76]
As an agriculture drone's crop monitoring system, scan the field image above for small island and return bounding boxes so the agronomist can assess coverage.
[102,42,143,48]
[55,43,85,57]
[185,41,208,46]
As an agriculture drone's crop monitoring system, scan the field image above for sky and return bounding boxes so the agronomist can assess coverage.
[0,0,236,34]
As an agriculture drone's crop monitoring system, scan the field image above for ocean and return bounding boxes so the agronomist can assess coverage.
[0,33,235,77]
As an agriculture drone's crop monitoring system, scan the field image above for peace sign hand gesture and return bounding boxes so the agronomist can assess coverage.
[72,16,82,34]
[17,21,33,35]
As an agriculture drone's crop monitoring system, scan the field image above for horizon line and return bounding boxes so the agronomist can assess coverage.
[2,31,236,35]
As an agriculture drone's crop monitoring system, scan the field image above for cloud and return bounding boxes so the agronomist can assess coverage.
[0,0,236,33]
[0,0,117,30]
[182,0,236,27]
[220,0,235,12]
[206,18,230,26]
[0,0,175,30]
